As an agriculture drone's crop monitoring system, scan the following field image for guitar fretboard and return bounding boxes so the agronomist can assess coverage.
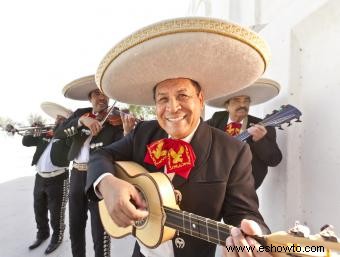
[164,206,232,245]
[235,113,298,142]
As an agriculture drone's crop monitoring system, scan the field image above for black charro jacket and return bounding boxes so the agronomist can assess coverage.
[54,107,124,161]
[86,120,269,257]
[22,124,70,167]
[206,111,282,189]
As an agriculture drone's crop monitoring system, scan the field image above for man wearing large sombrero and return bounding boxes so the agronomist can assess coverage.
[22,102,72,254]
[206,78,282,189]
[54,75,133,257]
[85,17,272,257]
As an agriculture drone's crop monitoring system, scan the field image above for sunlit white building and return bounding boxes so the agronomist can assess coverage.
[189,0,340,234]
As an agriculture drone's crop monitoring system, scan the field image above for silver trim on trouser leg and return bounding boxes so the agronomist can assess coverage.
[103,231,111,257]
[57,177,70,243]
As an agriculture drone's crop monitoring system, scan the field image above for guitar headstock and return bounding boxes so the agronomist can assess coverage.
[263,221,340,257]
[262,104,302,129]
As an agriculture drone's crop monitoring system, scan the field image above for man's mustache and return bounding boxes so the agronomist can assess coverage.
[236,107,248,112]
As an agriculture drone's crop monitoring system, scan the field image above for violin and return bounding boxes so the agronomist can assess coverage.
[80,106,143,138]
[96,106,142,126]
[97,107,123,126]
[81,106,123,127]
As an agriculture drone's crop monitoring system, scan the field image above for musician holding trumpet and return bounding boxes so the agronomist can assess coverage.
[22,101,72,254]
[6,123,55,136]
[85,18,272,257]
[54,75,135,257]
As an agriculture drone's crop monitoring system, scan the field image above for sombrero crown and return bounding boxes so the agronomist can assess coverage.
[96,17,271,105]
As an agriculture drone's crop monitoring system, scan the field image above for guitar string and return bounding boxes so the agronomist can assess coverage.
[164,211,228,244]
[163,209,331,250]
[163,207,271,246]
[164,221,226,245]
[164,206,232,230]
[163,207,232,243]
[165,213,231,237]
[236,113,298,141]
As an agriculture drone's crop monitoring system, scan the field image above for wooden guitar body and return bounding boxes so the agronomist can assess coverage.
[99,161,180,248]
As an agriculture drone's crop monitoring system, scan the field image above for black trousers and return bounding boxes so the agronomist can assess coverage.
[69,168,111,257]
[33,170,69,243]
[132,243,145,257]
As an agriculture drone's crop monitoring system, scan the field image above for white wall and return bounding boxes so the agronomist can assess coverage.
[190,0,340,234]
[258,0,339,233]
[291,0,340,232]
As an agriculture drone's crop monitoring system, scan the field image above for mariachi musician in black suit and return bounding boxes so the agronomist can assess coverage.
[84,17,274,257]
[206,78,282,189]
[54,75,134,257]
[23,102,72,255]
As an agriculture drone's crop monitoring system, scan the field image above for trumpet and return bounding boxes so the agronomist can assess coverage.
[6,124,55,136]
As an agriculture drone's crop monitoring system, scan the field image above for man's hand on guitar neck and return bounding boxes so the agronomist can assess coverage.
[98,175,149,227]
[223,219,272,257]
[247,124,267,142]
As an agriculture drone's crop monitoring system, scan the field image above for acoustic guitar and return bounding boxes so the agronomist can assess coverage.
[236,104,302,141]
[99,161,340,256]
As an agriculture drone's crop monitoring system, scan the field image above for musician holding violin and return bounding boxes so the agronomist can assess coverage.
[54,75,135,257]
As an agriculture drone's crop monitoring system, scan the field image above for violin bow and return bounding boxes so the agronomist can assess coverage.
[99,102,117,126]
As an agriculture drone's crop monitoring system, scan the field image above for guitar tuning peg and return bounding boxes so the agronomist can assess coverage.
[278,125,284,130]
[295,118,302,123]
[288,221,310,237]
[272,110,279,114]
[287,122,292,127]
[320,224,339,242]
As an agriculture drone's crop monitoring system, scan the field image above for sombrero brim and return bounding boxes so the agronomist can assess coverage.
[62,75,97,101]
[206,78,280,108]
[40,102,72,119]
[96,17,271,106]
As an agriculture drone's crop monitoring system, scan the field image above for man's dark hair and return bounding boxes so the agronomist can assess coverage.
[88,89,103,100]
[152,78,202,101]
[88,90,96,100]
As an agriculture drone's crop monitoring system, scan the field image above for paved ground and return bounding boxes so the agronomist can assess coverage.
[0,176,223,257]
[0,176,135,257]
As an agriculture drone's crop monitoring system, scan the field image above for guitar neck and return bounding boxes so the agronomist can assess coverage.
[235,119,275,142]
[164,206,266,246]
[235,130,251,141]
[164,206,230,245]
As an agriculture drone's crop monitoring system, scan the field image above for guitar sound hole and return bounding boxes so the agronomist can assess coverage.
[133,185,148,228]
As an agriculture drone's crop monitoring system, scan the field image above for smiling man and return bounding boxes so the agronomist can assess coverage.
[154,78,203,139]
[54,75,134,257]
[85,17,273,257]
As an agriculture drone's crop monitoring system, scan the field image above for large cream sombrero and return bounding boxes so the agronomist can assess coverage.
[96,17,271,106]
[40,102,72,119]
[62,75,97,101]
[206,78,280,108]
